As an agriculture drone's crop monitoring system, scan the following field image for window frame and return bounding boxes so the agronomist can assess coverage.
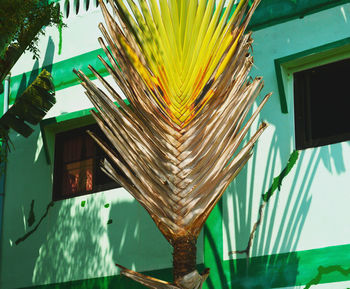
[293,58,350,149]
[52,123,121,201]
[274,37,350,149]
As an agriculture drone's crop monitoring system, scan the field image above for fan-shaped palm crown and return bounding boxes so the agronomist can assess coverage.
[75,0,270,287]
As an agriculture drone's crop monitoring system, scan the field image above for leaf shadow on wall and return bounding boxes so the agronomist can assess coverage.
[31,195,118,285]
[14,36,55,102]
[106,200,173,272]
[30,193,178,287]
[204,99,347,289]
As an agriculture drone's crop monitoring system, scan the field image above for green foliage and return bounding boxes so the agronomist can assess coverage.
[0,69,56,140]
[0,0,64,93]
[0,0,62,59]
[0,1,61,164]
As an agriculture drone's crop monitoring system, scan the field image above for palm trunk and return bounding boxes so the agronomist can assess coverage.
[173,235,197,282]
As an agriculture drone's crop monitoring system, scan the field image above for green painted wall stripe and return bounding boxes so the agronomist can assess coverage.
[42,107,96,127]
[203,155,350,288]
[250,0,350,31]
[19,265,205,289]
[205,222,350,289]
[204,200,229,289]
[9,48,109,105]
[221,244,350,288]
[14,242,350,289]
[203,185,350,288]
[41,98,130,128]
[40,99,130,164]
[275,36,350,114]
[20,267,174,289]
[276,37,350,66]
[8,1,350,106]
[40,107,98,165]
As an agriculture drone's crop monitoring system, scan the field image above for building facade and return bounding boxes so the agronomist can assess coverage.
[1,0,350,288]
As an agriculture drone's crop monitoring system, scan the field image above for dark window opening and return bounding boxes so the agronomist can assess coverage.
[53,124,122,201]
[294,58,350,149]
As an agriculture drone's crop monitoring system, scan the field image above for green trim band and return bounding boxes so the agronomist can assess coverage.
[42,107,96,128]
[9,48,109,105]
[19,265,206,289]
[8,1,350,106]
[41,98,130,128]
[204,200,350,289]
[275,36,350,113]
[250,0,350,31]
[40,99,130,164]
[40,106,99,165]
[208,244,350,288]
[20,267,173,289]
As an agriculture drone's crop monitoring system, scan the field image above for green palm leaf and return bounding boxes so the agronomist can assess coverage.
[0,69,55,140]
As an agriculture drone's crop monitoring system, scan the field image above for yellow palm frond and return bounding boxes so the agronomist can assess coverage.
[75,0,270,288]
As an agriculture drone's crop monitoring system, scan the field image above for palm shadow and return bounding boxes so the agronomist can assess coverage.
[107,198,173,272]
[14,36,55,102]
[204,98,347,289]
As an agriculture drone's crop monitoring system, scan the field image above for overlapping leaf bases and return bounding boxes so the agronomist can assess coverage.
[75,0,270,287]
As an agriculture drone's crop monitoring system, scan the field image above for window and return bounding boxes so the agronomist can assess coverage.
[53,124,121,200]
[294,58,350,149]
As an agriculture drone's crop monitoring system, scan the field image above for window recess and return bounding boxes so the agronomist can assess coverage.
[274,37,350,149]
[52,123,122,201]
[294,58,350,149]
